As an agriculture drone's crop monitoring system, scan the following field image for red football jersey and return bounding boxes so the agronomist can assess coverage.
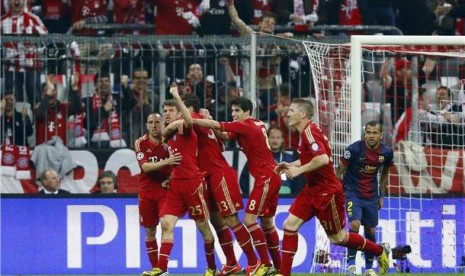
[220,118,276,178]
[167,123,202,180]
[192,112,229,176]
[298,121,340,193]
[135,134,172,194]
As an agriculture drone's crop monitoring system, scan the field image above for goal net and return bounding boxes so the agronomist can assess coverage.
[303,36,465,274]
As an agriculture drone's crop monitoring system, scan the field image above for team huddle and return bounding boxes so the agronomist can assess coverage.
[134,83,393,276]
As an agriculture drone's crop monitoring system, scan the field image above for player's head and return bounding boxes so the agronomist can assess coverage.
[230,97,253,121]
[182,94,201,112]
[287,98,314,128]
[97,171,118,194]
[162,99,181,124]
[364,120,383,149]
[146,112,164,138]
[267,126,285,153]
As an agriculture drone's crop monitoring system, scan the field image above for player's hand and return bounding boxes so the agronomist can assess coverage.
[199,108,212,119]
[167,152,182,165]
[275,162,289,174]
[378,197,384,210]
[161,179,170,189]
[285,165,301,179]
[169,85,181,99]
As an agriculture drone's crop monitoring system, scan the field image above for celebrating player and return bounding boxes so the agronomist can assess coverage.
[336,120,394,276]
[193,96,282,275]
[183,94,259,275]
[135,113,182,276]
[145,85,217,276]
[274,98,390,276]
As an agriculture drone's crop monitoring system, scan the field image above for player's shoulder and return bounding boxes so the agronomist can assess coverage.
[379,142,394,154]
[346,140,364,153]
[134,134,149,150]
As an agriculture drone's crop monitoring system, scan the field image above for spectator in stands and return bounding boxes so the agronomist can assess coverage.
[1,0,48,106]
[430,86,464,147]
[37,168,71,195]
[210,83,239,122]
[83,71,136,148]
[250,0,269,25]
[270,0,321,29]
[269,83,299,150]
[34,75,81,146]
[41,0,70,33]
[396,0,436,35]
[123,68,156,146]
[227,0,293,37]
[70,0,108,35]
[153,0,201,35]
[113,0,148,35]
[196,0,253,36]
[94,170,118,194]
[0,91,33,146]
[392,88,453,146]
[380,57,413,123]
[360,0,396,28]
[185,63,215,109]
[434,0,465,35]
[240,126,304,195]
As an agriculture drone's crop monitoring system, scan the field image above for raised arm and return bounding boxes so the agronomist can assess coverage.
[169,86,192,128]
[227,0,253,36]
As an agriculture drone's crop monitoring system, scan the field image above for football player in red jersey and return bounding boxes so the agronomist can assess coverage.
[135,112,181,276]
[193,96,282,276]
[144,85,217,276]
[275,98,390,276]
[183,94,258,275]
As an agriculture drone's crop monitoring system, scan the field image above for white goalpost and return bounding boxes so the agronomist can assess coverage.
[303,35,465,274]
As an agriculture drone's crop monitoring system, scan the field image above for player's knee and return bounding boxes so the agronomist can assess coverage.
[283,217,299,232]
[260,216,274,230]
[349,220,361,231]
[223,214,240,227]
[160,219,175,233]
[145,226,156,238]
[328,230,346,244]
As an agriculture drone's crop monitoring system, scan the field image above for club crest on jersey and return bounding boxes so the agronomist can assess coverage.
[136,152,144,160]
[344,150,351,159]
[378,155,385,163]
[311,142,319,151]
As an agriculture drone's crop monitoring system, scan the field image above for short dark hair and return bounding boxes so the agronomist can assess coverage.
[182,94,201,112]
[94,71,110,85]
[162,99,180,111]
[365,120,383,133]
[267,126,284,137]
[97,171,118,190]
[230,97,254,114]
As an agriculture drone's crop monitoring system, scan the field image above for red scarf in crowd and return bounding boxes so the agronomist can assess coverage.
[91,93,126,147]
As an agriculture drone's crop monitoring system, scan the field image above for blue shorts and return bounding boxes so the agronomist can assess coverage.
[345,195,379,228]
